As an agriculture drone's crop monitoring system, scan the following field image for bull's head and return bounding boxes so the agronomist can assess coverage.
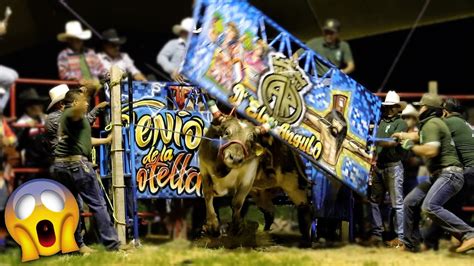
[209,101,270,168]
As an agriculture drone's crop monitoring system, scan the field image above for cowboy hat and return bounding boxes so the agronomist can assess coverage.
[57,21,92,42]
[401,104,418,118]
[382,90,401,106]
[102,28,126,45]
[47,84,70,111]
[19,88,48,104]
[172,17,201,35]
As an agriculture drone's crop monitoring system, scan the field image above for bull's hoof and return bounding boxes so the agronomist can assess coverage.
[201,224,221,238]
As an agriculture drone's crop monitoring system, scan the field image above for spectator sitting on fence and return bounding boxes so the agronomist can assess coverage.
[157,17,196,83]
[0,6,18,114]
[57,21,106,88]
[304,18,355,76]
[14,88,49,179]
[98,29,146,81]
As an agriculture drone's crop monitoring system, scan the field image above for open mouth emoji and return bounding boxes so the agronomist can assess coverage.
[4,179,80,262]
[37,220,56,247]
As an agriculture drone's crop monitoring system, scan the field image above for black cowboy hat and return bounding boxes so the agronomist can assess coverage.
[19,88,48,104]
[101,28,127,45]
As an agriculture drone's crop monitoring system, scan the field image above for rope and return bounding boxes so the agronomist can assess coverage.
[305,0,324,34]
[95,172,127,226]
[378,0,431,92]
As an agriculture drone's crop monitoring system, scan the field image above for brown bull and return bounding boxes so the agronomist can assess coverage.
[199,103,312,242]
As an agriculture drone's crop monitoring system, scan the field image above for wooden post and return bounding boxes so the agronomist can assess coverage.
[110,66,127,244]
[428,81,438,95]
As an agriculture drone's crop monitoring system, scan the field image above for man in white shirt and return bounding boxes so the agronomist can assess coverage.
[98,29,146,81]
[157,17,196,83]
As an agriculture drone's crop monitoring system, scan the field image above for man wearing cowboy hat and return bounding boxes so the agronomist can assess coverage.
[157,17,196,83]
[98,29,146,81]
[57,20,106,83]
[44,84,108,164]
[399,93,474,253]
[367,90,407,247]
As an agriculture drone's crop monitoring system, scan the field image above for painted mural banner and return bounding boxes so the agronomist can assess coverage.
[120,82,211,198]
[182,0,382,195]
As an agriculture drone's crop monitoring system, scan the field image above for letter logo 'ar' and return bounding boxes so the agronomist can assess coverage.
[258,52,312,126]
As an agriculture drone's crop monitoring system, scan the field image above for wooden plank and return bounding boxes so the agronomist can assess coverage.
[110,65,127,244]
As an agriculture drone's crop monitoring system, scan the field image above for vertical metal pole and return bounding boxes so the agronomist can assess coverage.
[128,74,140,243]
[110,66,127,243]
[9,82,16,118]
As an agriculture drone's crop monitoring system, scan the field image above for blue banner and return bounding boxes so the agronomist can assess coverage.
[182,0,381,195]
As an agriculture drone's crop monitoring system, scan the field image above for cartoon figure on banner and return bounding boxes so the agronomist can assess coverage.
[304,94,372,169]
[207,20,244,90]
[242,39,269,93]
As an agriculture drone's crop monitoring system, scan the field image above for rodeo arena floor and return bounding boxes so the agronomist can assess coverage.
[1,1,474,265]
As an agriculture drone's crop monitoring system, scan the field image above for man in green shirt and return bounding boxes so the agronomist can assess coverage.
[423,98,474,250]
[368,91,407,247]
[399,93,474,253]
[53,89,125,253]
[305,19,355,76]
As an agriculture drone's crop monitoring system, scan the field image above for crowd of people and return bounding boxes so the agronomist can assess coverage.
[364,91,474,253]
[0,4,472,256]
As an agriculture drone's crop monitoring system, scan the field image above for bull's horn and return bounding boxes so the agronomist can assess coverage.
[208,100,226,124]
[256,118,277,134]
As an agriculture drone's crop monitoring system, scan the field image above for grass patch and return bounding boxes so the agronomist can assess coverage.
[1,240,473,266]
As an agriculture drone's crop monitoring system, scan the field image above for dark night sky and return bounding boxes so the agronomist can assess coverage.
[1,14,473,96]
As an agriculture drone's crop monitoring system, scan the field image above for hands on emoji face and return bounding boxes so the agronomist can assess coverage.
[4,179,80,262]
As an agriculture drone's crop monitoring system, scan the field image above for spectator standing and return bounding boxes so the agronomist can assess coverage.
[98,29,146,81]
[157,17,196,82]
[0,6,18,113]
[399,104,422,196]
[305,19,355,75]
[52,89,126,253]
[367,91,407,247]
[400,93,474,253]
[57,21,106,84]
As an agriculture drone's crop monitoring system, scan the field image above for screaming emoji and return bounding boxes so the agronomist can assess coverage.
[4,179,79,262]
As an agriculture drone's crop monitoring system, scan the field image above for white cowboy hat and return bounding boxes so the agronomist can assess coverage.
[382,90,401,106]
[47,84,70,111]
[172,17,201,35]
[57,21,92,42]
[401,104,418,118]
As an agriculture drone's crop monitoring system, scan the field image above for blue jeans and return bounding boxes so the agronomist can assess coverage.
[369,161,404,239]
[403,167,474,250]
[52,160,120,250]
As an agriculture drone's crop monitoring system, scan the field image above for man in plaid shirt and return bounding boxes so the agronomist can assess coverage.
[57,21,106,81]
